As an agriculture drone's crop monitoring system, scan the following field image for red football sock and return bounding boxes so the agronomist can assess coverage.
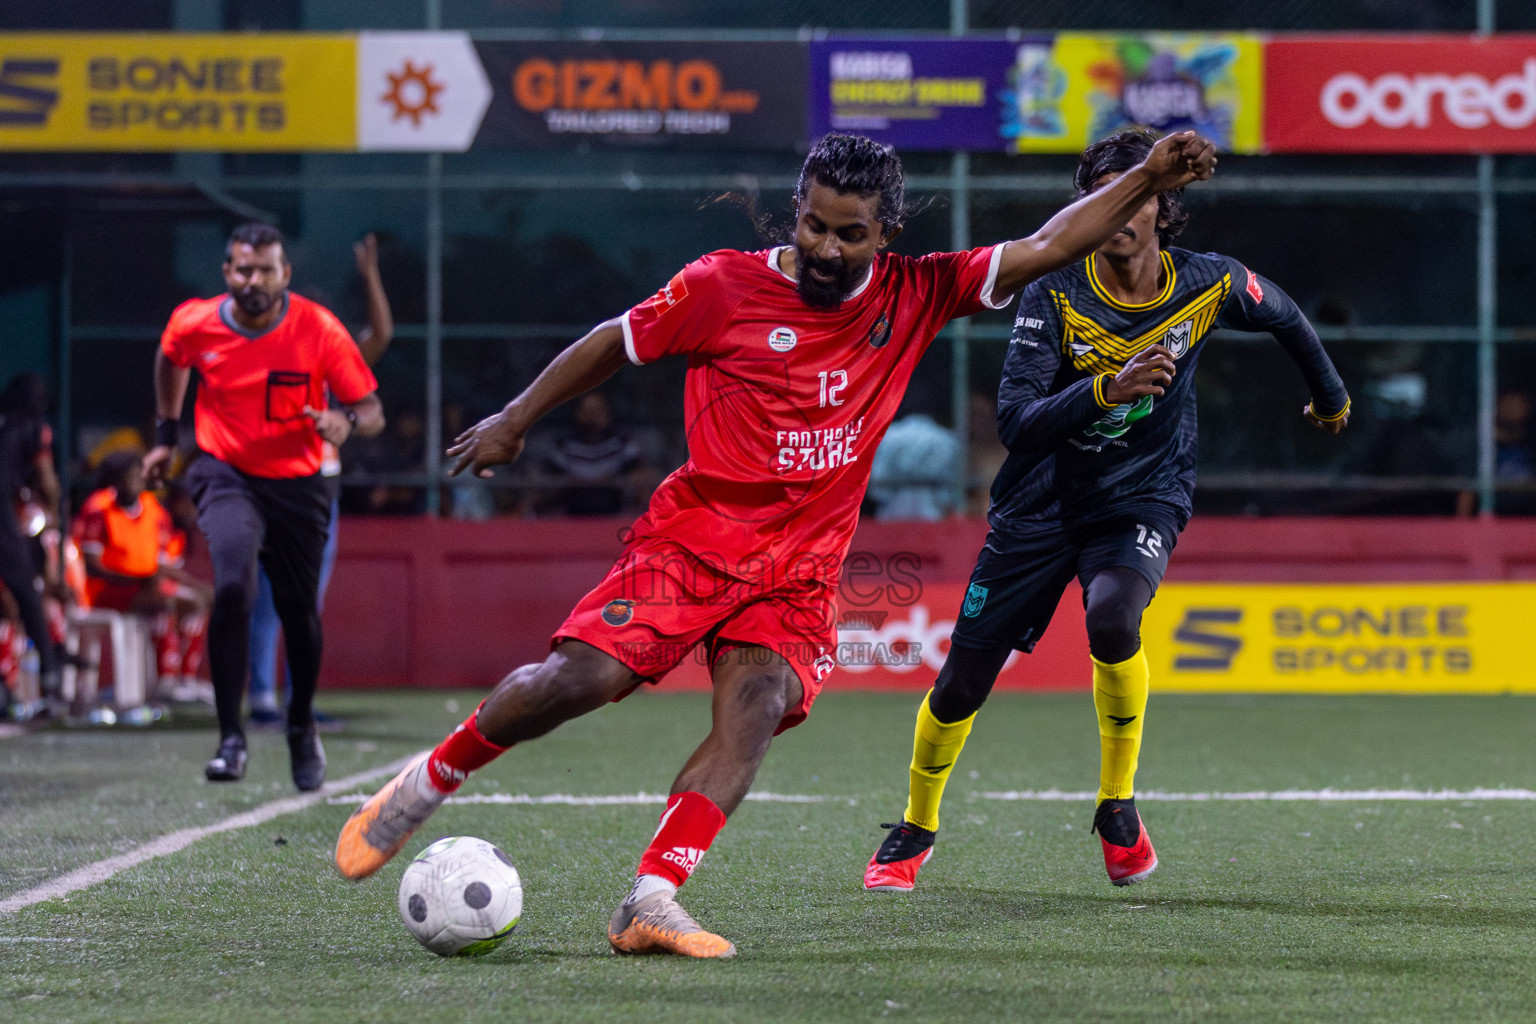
[635,792,728,888]
[426,704,510,793]
[154,615,182,679]
[180,613,207,681]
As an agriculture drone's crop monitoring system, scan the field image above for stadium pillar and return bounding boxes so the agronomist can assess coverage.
[1475,0,1497,514]
[425,153,444,515]
[424,0,444,515]
[949,0,970,513]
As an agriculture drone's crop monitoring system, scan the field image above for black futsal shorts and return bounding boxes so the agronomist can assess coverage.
[948,507,1183,654]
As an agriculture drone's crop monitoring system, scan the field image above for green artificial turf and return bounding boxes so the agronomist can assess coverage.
[2,689,1534,1023]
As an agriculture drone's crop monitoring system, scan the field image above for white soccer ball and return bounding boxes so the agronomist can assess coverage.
[397,836,523,957]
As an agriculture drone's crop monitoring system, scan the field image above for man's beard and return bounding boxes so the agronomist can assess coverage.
[232,287,279,317]
[795,249,865,309]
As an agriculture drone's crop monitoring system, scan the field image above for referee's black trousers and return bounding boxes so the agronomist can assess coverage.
[185,454,331,740]
[0,510,60,680]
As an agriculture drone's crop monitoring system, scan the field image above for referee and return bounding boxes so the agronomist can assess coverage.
[145,223,384,790]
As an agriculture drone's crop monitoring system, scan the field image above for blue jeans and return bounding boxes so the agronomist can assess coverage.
[248,494,339,710]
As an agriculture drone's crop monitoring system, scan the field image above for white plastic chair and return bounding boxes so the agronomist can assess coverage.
[64,606,155,711]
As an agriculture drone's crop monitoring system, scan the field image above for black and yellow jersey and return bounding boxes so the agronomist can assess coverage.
[989,246,1350,527]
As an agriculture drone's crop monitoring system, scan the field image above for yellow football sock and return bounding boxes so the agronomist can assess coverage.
[902,689,976,833]
[1093,648,1150,803]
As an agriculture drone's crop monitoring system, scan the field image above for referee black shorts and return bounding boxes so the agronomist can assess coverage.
[949,508,1183,655]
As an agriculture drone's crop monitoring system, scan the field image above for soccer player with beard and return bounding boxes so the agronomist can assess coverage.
[862,129,1350,895]
[145,222,385,790]
[335,131,1216,957]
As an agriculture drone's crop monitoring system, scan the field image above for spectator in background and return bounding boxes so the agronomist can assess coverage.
[248,234,394,727]
[1457,389,1536,517]
[967,390,1010,517]
[0,373,63,718]
[443,403,497,521]
[537,391,649,516]
[74,451,212,691]
[869,411,960,521]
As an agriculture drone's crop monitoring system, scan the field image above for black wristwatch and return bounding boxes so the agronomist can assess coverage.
[343,408,358,429]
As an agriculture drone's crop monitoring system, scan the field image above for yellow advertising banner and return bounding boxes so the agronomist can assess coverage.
[1009,33,1263,155]
[1145,583,1536,694]
[0,34,355,151]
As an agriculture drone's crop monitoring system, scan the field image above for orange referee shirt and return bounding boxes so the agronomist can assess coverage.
[160,292,378,478]
[73,488,176,605]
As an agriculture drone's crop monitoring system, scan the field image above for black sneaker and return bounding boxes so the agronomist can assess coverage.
[205,735,248,781]
[863,821,937,891]
[287,720,327,792]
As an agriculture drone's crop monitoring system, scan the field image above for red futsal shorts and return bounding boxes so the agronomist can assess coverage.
[554,539,838,734]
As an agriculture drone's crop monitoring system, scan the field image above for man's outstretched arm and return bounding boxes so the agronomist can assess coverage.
[447,318,629,478]
[1217,263,1350,435]
[993,131,1217,298]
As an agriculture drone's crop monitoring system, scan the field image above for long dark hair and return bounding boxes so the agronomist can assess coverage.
[1073,128,1189,246]
[706,132,928,243]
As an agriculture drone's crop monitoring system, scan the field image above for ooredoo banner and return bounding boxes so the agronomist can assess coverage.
[471,41,806,149]
[1265,35,1536,153]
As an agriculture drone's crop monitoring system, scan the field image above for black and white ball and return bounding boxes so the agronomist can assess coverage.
[397,836,523,956]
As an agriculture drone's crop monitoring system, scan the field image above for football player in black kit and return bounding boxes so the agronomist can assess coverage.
[864,128,1351,893]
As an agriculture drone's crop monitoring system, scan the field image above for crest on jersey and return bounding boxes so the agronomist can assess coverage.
[601,600,635,627]
[767,326,798,353]
[1164,320,1194,358]
[866,312,892,349]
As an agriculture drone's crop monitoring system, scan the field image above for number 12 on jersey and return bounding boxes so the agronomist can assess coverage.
[819,370,848,408]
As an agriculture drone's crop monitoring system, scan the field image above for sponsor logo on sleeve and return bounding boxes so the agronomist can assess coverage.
[1245,267,1264,304]
[642,269,689,318]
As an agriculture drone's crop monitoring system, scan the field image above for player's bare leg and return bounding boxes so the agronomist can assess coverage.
[335,641,639,880]
[609,645,804,959]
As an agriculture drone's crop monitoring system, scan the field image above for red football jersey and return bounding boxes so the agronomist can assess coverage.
[623,244,1011,584]
[160,293,377,478]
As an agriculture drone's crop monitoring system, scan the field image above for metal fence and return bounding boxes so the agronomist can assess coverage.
[2,0,1532,517]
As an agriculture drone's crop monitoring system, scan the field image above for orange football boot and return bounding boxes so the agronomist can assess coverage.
[335,752,446,881]
[608,891,737,958]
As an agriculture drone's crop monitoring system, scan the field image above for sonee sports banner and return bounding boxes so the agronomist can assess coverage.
[0,33,356,150]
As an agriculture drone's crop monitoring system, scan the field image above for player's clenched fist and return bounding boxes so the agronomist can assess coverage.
[1141,130,1217,192]
[1105,344,1177,404]
[447,410,527,478]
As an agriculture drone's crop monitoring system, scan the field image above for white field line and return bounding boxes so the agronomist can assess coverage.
[979,788,1536,802]
[324,790,844,806]
[0,758,411,916]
